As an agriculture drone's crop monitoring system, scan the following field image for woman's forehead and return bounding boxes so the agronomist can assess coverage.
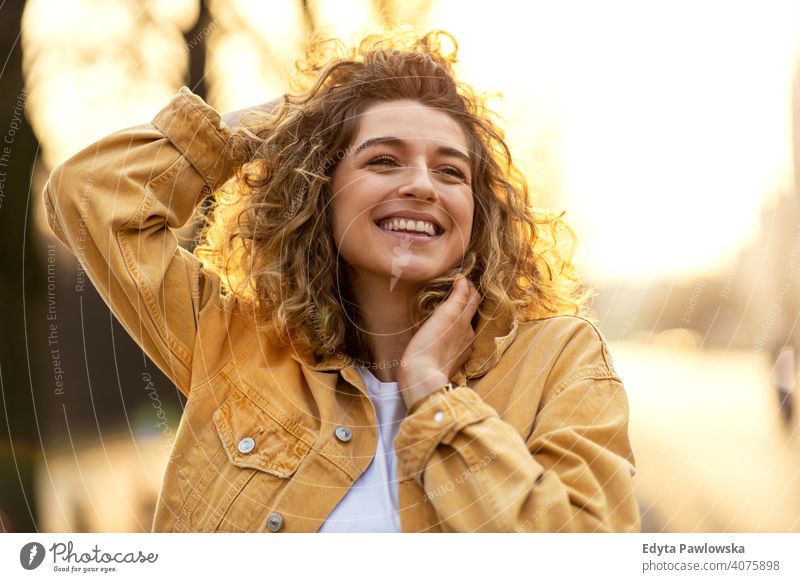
[351,99,469,153]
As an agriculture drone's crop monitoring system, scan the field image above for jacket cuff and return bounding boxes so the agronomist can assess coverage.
[150,86,237,191]
[394,388,498,486]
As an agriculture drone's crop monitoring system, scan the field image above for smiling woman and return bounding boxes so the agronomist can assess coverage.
[199,31,591,372]
[42,29,640,532]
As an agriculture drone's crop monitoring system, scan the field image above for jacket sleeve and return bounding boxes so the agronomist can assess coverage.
[42,86,240,396]
[393,320,640,532]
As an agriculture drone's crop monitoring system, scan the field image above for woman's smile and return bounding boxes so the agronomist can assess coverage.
[376,218,441,237]
[374,212,446,245]
[376,223,443,243]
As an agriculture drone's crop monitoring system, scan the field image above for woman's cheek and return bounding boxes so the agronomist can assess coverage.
[331,218,368,266]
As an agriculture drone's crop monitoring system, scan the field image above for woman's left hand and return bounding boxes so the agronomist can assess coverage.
[397,275,481,410]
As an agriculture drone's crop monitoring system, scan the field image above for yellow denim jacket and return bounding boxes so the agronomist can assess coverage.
[42,86,640,533]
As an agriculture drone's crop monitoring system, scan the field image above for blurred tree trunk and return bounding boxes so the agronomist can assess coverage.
[184,0,211,101]
[0,0,40,532]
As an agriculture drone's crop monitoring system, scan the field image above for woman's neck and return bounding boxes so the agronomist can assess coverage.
[348,270,419,382]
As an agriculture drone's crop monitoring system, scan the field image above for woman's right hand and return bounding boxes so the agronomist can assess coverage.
[397,275,481,410]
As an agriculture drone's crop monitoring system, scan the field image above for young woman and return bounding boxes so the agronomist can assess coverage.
[43,30,639,532]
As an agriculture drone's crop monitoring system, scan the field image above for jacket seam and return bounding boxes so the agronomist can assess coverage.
[115,193,193,372]
[452,434,511,532]
[152,114,210,186]
[548,366,622,403]
[562,314,616,371]
[43,180,67,241]
[314,448,358,481]
[186,330,258,400]
[533,314,620,403]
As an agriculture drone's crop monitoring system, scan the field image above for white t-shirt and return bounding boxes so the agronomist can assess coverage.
[318,365,408,532]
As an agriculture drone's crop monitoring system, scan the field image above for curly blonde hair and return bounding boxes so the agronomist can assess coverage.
[195,29,596,364]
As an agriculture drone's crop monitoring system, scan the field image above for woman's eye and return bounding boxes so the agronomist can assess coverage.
[436,166,467,181]
[367,155,399,167]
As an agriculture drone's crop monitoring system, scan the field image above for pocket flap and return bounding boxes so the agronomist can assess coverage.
[212,388,311,477]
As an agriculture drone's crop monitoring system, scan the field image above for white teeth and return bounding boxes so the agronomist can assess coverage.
[378,218,439,236]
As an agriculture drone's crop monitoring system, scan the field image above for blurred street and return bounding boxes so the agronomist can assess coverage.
[613,339,800,532]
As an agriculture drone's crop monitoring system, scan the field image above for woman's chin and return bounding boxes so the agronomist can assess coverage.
[382,268,450,288]
[346,259,458,288]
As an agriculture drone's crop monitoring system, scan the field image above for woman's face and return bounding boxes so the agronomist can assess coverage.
[330,99,474,286]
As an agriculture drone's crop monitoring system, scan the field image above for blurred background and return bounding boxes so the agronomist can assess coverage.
[1,0,800,532]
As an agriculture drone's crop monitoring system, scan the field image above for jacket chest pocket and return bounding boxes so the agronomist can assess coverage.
[174,387,312,532]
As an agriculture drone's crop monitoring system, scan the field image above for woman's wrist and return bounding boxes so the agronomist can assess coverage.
[398,362,449,411]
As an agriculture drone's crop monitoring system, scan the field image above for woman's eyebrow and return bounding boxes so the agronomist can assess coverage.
[354,136,470,165]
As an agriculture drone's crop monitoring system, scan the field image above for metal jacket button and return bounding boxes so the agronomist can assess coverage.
[237,437,255,454]
[335,426,352,442]
[266,512,283,532]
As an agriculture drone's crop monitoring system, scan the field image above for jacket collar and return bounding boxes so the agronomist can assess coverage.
[292,300,519,384]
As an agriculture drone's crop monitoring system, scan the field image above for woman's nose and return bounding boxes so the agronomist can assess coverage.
[397,164,437,201]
